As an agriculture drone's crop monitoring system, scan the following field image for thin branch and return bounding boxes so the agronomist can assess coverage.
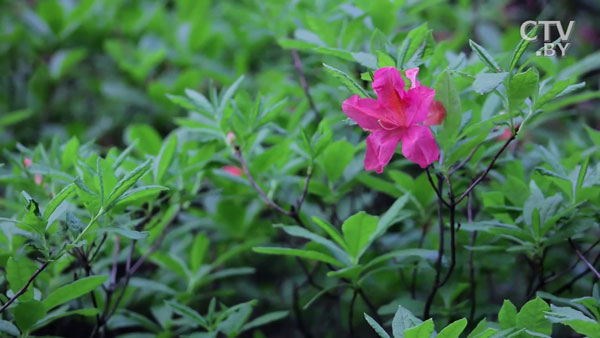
[545,239,600,284]
[0,261,50,313]
[449,143,482,176]
[569,238,600,279]
[234,145,292,216]
[438,175,456,288]
[555,251,600,294]
[467,193,477,324]
[358,288,382,324]
[348,289,358,338]
[423,176,445,318]
[296,168,313,212]
[456,135,515,204]
[291,49,319,116]
[426,168,450,208]
[109,236,120,287]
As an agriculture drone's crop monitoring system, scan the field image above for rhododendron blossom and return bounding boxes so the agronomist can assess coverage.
[342,67,445,173]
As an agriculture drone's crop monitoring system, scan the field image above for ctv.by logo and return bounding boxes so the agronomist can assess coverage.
[520,21,575,57]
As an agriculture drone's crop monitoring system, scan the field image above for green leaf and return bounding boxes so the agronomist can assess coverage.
[312,217,348,252]
[438,318,468,338]
[165,301,209,329]
[516,297,552,336]
[364,313,391,338]
[323,63,370,98]
[545,305,600,338]
[473,72,508,95]
[240,311,288,332]
[6,257,38,301]
[217,75,244,116]
[509,25,538,72]
[0,109,32,128]
[42,275,107,311]
[43,183,75,220]
[435,70,462,153]
[377,51,396,68]
[275,225,350,265]
[375,194,410,239]
[61,136,80,169]
[13,300,46,333]
[342,212,379,264]
[498,299,518,330]
[190,233,210,271]
[404,318,434,338]
[154,134,178,184]
[0,320,19,336]
[321,140,355,182]
[125,124,162,156]
[49,48,87,79]
[508,68,539,114]
[103,159,152,210]
[252,247,344,267]
[469,40,501,72]
[113,185,168,208]
[392,305,422,338]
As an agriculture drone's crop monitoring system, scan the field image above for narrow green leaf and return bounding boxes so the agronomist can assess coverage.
[217,76,244,116]
[43,183,75,220]
[103,159,152,210]
[469,40,501,72]
[240,311,288,332]
[323,63,370,98]
[165,300,209,329]
[365,313,391,338]
[312,216,348,252]
[509,25,538,72]
[42,275,108,311]
[252,247,344,267]
[154,134,178,184]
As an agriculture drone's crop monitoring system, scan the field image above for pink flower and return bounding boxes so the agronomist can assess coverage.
[342,67,444,173]
[223,165,243,177]
[23,158,43,185]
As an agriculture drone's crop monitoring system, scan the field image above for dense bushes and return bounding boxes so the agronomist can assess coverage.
[1,0,600,337]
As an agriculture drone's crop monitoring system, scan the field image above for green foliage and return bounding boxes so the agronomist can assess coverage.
[1,0,600,337]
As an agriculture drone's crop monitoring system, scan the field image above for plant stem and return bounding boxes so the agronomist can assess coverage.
[0,261,50,313]
[569,238,600,279]
[467,193,477,323]
[348,289,358,338]
[423,175,445,319]
[456,135,515,204]
[291,49,319,116]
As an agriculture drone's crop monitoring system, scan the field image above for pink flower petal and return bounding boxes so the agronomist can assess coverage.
[404,84,436,126]
[364,129,404,174]
[341,95,385,131]
[424,100,446,126]
[405,68,421,89]
[34,174,43,185]
[24,158,33,168]
[223,166,243,177]
[372,67,407,126]
[401,126,439,168]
